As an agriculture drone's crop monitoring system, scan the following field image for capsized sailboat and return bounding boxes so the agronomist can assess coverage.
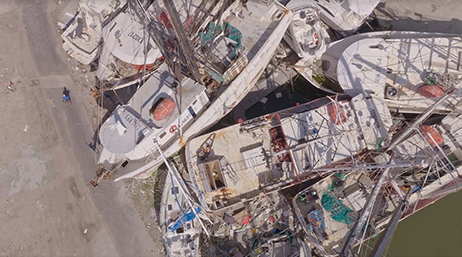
[282,0,380,37]
[282,0,337,94]
[159,153,204,257]
[93,0,223,92]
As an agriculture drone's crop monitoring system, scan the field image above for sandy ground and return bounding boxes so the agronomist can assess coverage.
[0,0,164,256]
[375,0,462,34]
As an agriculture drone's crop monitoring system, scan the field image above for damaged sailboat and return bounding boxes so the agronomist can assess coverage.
[184,93,393,212]
[92,0,292,185]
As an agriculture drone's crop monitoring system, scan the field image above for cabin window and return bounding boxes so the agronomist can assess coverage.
[159,131,167,139]
[136,134,145,145]
[321,60,330,72]
[369,44,384,50]
[167,204,172,211]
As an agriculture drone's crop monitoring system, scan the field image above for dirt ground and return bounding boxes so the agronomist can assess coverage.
[375,0,462,34]
[0,0,164,256]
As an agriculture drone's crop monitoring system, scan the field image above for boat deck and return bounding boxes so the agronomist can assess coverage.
[186,94,392,211]
[160,166,200,257]
[128,70,203,128]
[283,95,392,173]
[187,123,276,210]
[62,17,100,54]
[391,113,462,202]
[201,0,287,75]
[293,170,398,255]
[336,36,462,113]
[98,0,293,181]
[98,63,206,156]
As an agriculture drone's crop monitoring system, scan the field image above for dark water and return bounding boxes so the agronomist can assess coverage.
[243,76,329,120]
[207,75,330,132]
[386,190,462,257]
[357,191,462,257]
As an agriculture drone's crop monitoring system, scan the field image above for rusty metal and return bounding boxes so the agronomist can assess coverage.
[197,133,215,160]
[90,165,113,187]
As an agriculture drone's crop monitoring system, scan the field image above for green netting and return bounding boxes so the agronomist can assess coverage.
[321,193,356,225]
[373,137,386,151]
[200,22,222,45]
[224,22,242,50]
[224,22,242,59]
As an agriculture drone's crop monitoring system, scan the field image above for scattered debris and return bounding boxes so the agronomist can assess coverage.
[6,80,15,91]
[89,166,113,187]
[30,79,40,86]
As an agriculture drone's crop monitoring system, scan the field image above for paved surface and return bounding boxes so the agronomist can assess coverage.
[0,1,162,256]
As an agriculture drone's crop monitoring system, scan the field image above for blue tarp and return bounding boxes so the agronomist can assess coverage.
[168,206,201,232]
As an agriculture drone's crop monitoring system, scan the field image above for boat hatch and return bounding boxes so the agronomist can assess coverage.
[204,160,227,191]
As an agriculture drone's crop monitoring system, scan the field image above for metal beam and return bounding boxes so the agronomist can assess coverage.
[162,0,202,82]
[340,166,391,257]
[385,90,455,150]
[368,193,410,257]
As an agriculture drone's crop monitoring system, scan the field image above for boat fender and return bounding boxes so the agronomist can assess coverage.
[169,125,177,133]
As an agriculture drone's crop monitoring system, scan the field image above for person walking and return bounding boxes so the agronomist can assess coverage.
[62,87,72,105]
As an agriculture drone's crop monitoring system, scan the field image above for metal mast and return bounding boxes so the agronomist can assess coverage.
[129,0,202,82]
[162,0,202,81]
[368,192,410,257]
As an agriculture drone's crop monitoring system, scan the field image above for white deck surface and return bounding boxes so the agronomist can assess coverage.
[99,63,206,155]
[160,169,200,257]
[297,0,379,35]
[60,0,127,65]
[335,35,462,113]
